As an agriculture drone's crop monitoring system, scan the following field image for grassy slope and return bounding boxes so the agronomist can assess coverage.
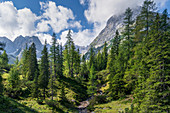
[94,97,133,113]
[1,73,81,113]
[0,95,38,113]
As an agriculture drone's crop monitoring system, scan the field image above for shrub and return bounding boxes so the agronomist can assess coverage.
[45,100,57,108]
[36,99,43,105]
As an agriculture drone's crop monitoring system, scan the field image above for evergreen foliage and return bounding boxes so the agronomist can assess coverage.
[38,40,50,99]
[87,64,97,96]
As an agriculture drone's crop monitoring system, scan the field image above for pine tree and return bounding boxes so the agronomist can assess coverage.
[96,50,102,71]
[1,50,8,69]
[137,0,157,41]
[108,30,121,99]
[21,44,29,79]
[58,44,63,77]
[80,55,88,80]
[63,30,79,78]
[87,64,97,96]
[49,33,58,101]
[0,42,5,95]
[102,41,108,70]
[137,13,170,113]
[70,41,76,77]
[8,66,20,89]
[27,43,39,81]
[89,47,95,69]
[0,72,3,95]
[38,40,50,99]
[26,42,39,98]
[122,7,134,61]
[74,48,81,77]
[113,30,121,56]
[63,30,75,77]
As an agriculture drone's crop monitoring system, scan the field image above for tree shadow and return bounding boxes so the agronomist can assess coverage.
[59,76,88,101]
[0,95,38,113]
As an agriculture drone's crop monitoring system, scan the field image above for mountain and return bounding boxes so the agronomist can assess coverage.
[0,35,88,64]
[0,37,16,53]
[89,6,141,50]
[0,36,44,64]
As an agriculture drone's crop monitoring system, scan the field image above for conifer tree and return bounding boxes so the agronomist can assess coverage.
[89,47,95,69]
[0,42,5,95]
[80,55,88,80]
[122,7,134,61]
[21,44,29,79]
[108,30,122,99]
[8,66,20,89]
[27,43,39,81]
[38,40,49,99]
[96,50,102,71]
[49,33,57,101]
[74,48,81,76]
[137,0,157,40]
[63,30,78,77]
[87,64,97,96]
[137,13,170,113]
[102,41,108,70]
[1,50,8,69]
[0,72,3,95]
[70,41,76,77]
[26,42,39,98]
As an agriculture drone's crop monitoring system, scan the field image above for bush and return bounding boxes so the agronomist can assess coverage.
[36,99,43,105]
[45,100,57,108]
[95,95,107,104]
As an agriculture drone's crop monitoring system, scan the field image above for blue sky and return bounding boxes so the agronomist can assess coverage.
[0,0,169,46]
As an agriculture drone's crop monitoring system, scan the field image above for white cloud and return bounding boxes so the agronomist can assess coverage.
[0,1,38,41]
[0,1,82,45]
[35,33,52,45]
[76,0,168,46]
[39,1,81,33]
[80,0,85,5]
[58,30,69,45]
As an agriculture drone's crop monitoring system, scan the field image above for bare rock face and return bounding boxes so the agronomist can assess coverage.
[90,6,141,48]
[0,37,16,53]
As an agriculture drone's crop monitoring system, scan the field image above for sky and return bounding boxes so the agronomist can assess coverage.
[0,0,169,46]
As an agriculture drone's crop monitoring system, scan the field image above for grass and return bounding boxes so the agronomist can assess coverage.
[93,96,133,113]
[0,95,38,113]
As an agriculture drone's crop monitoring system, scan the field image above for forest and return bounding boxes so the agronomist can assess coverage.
[0,0,169,113]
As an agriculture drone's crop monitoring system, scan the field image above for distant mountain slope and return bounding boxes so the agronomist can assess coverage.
[0,35,88,64]
[0,35,43,64]
[90,6,141,49]
[0,37,16,53]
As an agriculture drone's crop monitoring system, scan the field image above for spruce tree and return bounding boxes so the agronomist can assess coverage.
[74,48,81,77]
[122,7,134,61]
[38,40,49,99]
[0,42,5,95]
[87,64,97,96]
[70,41,76,77]
[0,72,3,95]
[102,41,108,70]
[26,42,39,98]
[1,50,8,69]
[49,33,57,101]
[80,55,88,80]
[137,0,157,43]
[21,44,29,79]
[138,13,170,113]
[8,66,20,89]
[27,43,39,81]
[89,47,95,69]
[96,50,102,71]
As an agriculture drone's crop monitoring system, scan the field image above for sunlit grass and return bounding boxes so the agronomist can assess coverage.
[94,96,133,113]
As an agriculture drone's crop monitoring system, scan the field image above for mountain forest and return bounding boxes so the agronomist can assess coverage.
[0,0,169,113]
